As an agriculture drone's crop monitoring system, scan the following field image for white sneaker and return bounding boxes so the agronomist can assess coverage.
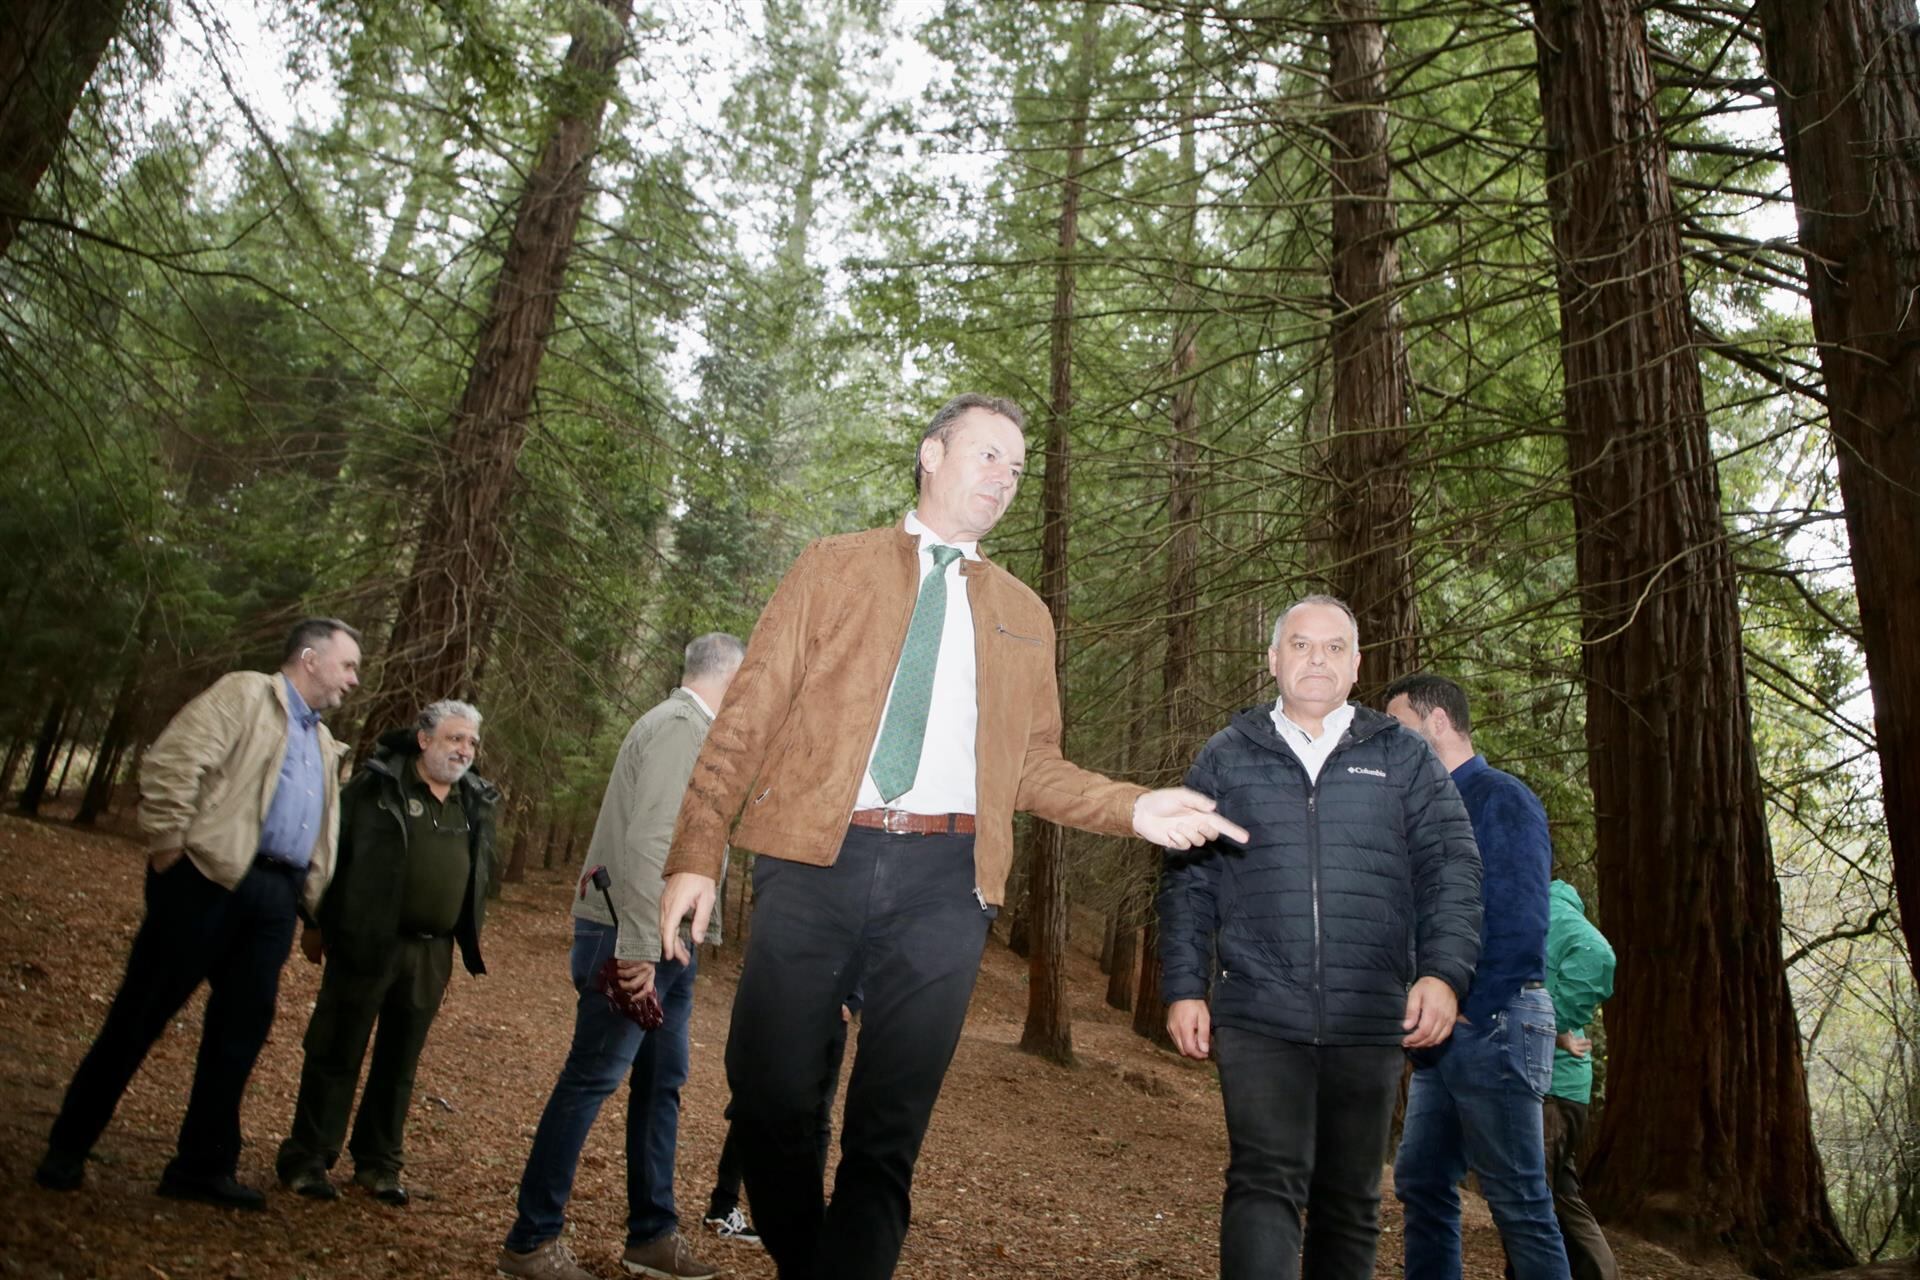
[702,1206,761,1244]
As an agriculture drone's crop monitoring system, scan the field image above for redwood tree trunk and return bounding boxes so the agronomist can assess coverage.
[77,660,138,825]
[1322,0,1420,690]
[1139,7,1205,1048]
[357,0,635,743]
[0,0,129,257]
[1020,4,1101,1068]
[1751,0,1920,990]
[16,690,67,815]
[1531,1,1853,1272]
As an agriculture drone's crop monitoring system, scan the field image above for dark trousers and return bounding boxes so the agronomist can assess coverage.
[277,933,455,1179]
[1541,1097,1617,1280]
[726,827,993,1280]
[709,1014,847,1219]
[47,856,301,1180]
[1213,1026,1404,1280]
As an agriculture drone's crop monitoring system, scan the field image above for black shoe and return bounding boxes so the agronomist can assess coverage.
[156,1170,267,1211]
[34,1148,85,1191]
[280,1166,338,1201]
[352,1167,409,1207]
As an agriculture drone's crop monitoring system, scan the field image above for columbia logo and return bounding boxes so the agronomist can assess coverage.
[1347,766,1387,778]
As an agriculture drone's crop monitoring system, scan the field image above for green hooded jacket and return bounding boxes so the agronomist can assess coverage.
[1546,879,1615,1102]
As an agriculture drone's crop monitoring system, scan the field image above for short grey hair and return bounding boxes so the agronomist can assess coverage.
[684,632,745,682]
[1271,594,1360,648]
[417,699,482,736]
[913,393,1026,489]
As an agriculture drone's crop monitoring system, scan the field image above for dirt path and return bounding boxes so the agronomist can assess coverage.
[0,812,1743,1279]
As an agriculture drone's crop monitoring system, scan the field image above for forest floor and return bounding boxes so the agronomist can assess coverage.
[1,808,1760,1280]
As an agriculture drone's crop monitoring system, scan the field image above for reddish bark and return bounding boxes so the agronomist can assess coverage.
[1530,0,1853,1272]
[1752,0,1920,990]
[1021,3,1102,1068]
[1323,0,1420,689]
[358,0,635,741]
[0,0,128,256]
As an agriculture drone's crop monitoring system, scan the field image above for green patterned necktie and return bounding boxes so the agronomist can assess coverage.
[869,544,964,803]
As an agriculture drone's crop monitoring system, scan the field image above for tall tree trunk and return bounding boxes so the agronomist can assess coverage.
[1751,0,1920,990]
[1530,1,1853,1272]
[16,690,67,815]
[78,623,145,824]
[0,0,129,257]
[1322,0,1419,691]
[1132,912,1171,1047]
[1106,872,1142,1013]
[356,0,636,744]
[49,724,83,800]
[1020,3,1101,1068]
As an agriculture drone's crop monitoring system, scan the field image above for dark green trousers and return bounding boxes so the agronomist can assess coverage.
[277,935,453,1178]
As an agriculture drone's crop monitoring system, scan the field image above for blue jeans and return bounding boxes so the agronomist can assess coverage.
[1394,986,1569,1280]
[505,919,695,1252]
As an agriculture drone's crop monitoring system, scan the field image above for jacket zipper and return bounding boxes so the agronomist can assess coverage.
[1308,786,1324,1046]
[994,623,1043,646]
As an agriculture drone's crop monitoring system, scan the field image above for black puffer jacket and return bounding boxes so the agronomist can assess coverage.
[1158,703,1482,1046]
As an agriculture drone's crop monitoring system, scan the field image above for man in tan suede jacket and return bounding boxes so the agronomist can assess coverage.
[36,618,360,1210]
[657,394,1247,1280]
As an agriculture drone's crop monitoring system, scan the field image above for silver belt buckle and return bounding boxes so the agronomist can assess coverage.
[882,808,912,834]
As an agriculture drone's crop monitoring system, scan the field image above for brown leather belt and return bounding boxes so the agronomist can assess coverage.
[849,809,976,836]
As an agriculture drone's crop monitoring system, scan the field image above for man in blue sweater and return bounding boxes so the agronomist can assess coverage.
[1384,674,1570,1280]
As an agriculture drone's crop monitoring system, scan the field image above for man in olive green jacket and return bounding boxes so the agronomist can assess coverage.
[37,618,362,1210]
[278,700,496,1207]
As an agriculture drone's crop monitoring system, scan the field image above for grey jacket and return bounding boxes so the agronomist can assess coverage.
[574,688,722,960]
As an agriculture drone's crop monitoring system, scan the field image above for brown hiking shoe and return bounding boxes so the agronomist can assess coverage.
[620,1232,719,1280]
[496,1238,599,1280]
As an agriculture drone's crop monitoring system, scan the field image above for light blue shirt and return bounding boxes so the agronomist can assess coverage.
[257,676,325,867]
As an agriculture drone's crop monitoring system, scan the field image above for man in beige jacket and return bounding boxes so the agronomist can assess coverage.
[36,618,361,1210]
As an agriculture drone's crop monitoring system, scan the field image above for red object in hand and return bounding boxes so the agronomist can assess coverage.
[596,957,664,1030]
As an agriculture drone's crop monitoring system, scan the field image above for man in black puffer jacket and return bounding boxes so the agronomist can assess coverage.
[1159,595,1483,1280]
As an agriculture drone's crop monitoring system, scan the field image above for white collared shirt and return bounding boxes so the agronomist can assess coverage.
[856,510,981,814]
[681,686,715,721]
[1270,698,1354,784]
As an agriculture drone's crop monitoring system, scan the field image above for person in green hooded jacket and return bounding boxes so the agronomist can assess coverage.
[1540,880,1618,1280]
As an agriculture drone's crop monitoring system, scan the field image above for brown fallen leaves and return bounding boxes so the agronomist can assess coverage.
[0,810,1746,1279]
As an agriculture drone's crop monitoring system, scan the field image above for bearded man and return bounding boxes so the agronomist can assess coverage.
[276,699,497,1207]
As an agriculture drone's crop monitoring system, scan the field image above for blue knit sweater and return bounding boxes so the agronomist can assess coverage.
[1451,754,1551,1025]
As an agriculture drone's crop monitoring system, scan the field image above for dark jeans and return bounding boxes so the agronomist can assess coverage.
[726,827,993,1280]
[47,856,302,1180]
[1395,987,1569,1280]
[1540,1097,1617,1280]
[505,918,695,1252]
[277,933,454,1179]
[1213,1026,1404,1280]
[709,1014,848,1219]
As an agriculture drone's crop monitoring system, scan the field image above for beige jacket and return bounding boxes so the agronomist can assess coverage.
[574,688,720,961]
[664,525,1144,904]
[138,671,345,917]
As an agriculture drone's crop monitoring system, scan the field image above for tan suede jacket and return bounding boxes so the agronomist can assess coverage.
[139,670,345,917]
[664,525,1145,904]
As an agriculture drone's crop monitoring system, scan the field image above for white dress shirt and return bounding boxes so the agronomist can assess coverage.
[1270,698,1354,784]
[856,510,980,815]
